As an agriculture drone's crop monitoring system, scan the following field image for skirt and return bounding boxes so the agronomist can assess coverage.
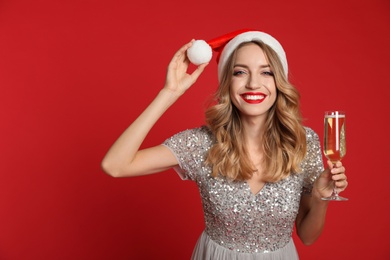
[191,231,299,260]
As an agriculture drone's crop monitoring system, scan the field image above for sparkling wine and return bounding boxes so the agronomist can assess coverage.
[324,113,346,162]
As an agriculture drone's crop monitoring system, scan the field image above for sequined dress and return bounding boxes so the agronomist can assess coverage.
[163,126,324,260]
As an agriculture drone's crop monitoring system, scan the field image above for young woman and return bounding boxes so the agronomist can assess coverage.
[101,30,348,259]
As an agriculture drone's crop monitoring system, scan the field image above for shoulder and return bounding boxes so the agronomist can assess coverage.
[303,126,322,158]
[163,126,214,180]
[304,126,320,145]
[304,126,319,139]
[164,126,214,149]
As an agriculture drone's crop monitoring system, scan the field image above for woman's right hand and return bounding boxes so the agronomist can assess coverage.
[164,40,209,97]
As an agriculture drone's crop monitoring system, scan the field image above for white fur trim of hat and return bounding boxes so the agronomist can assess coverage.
[217,31,288,81]
[187,30,288,82]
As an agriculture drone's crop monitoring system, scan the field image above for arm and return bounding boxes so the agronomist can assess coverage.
[101,40,208,177]
[295,160,348,245]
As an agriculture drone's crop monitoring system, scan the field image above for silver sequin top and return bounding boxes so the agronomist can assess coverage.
[163,126,323,253]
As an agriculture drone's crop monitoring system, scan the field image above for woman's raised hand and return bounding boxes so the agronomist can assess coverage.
[164,40,209,96]
[101,41,209,178]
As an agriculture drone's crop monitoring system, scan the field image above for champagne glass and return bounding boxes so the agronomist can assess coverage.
[322,111,348,201]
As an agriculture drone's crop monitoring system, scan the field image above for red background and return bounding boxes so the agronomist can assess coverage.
[1,0,389,259]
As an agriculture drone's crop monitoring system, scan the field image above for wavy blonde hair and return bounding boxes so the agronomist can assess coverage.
[205,41,307,182]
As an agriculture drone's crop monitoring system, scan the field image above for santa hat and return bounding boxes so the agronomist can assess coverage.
[186,29,288,81]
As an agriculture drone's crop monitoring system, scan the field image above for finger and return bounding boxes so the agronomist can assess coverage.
[327,160,343,169]
[179,40,195,56]
[334,160,343,168]
[326,160,334,169]
[334,178,348,192]
[190,62,209,79]
[332,173,346,181]
[169,40,195,65]
[331,166,345,175]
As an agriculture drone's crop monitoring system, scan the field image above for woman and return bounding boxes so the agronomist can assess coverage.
[101,30,348,259]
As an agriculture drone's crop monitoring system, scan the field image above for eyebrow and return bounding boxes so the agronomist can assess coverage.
[233,64,271,69]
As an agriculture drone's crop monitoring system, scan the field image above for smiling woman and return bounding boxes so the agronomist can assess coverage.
[101,29,348,260]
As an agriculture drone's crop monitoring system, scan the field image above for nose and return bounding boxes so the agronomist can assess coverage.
[246,74,262,90]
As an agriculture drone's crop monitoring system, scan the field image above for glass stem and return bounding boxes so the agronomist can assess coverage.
[333,183,339,197]
[331,163,338,197]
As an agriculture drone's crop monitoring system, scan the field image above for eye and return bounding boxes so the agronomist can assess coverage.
[233,70,246,76]
[262,70,274,77]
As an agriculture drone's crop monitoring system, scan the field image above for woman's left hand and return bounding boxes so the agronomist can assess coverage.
[313,160,348,199]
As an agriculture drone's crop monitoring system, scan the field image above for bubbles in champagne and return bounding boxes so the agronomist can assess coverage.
[340,121,346,159]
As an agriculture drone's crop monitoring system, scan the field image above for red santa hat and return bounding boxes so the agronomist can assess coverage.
[186,29,288,81]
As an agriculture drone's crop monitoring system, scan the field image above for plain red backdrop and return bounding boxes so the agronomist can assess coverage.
[0,0,389,259]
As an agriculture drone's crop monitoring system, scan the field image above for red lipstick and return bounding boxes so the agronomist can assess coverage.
[239,92,267,104]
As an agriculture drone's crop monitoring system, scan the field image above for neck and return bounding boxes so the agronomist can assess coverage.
[241,116,266,147]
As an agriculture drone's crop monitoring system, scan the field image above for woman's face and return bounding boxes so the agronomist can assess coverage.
[230,43,277,120]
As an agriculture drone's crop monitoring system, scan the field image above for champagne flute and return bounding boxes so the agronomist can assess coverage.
[322,111,348,201]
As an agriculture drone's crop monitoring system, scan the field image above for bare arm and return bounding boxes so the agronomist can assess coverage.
[295,160,348,245]
[101,40,208,177]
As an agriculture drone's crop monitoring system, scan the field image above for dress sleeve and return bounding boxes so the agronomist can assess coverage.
[301,127,324,195]
[162,127,212,181]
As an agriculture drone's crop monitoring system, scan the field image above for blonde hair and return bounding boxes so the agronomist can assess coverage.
[205,41,307,182]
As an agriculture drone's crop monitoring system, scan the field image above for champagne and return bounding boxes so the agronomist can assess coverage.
[324,113,346,162]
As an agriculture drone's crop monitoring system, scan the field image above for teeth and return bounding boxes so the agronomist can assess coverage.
[243,95,264,100]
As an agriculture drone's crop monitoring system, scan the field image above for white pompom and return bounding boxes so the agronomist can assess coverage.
[187,40,212,65]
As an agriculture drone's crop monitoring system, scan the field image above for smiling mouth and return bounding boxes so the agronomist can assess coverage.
[240,93,266,103]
